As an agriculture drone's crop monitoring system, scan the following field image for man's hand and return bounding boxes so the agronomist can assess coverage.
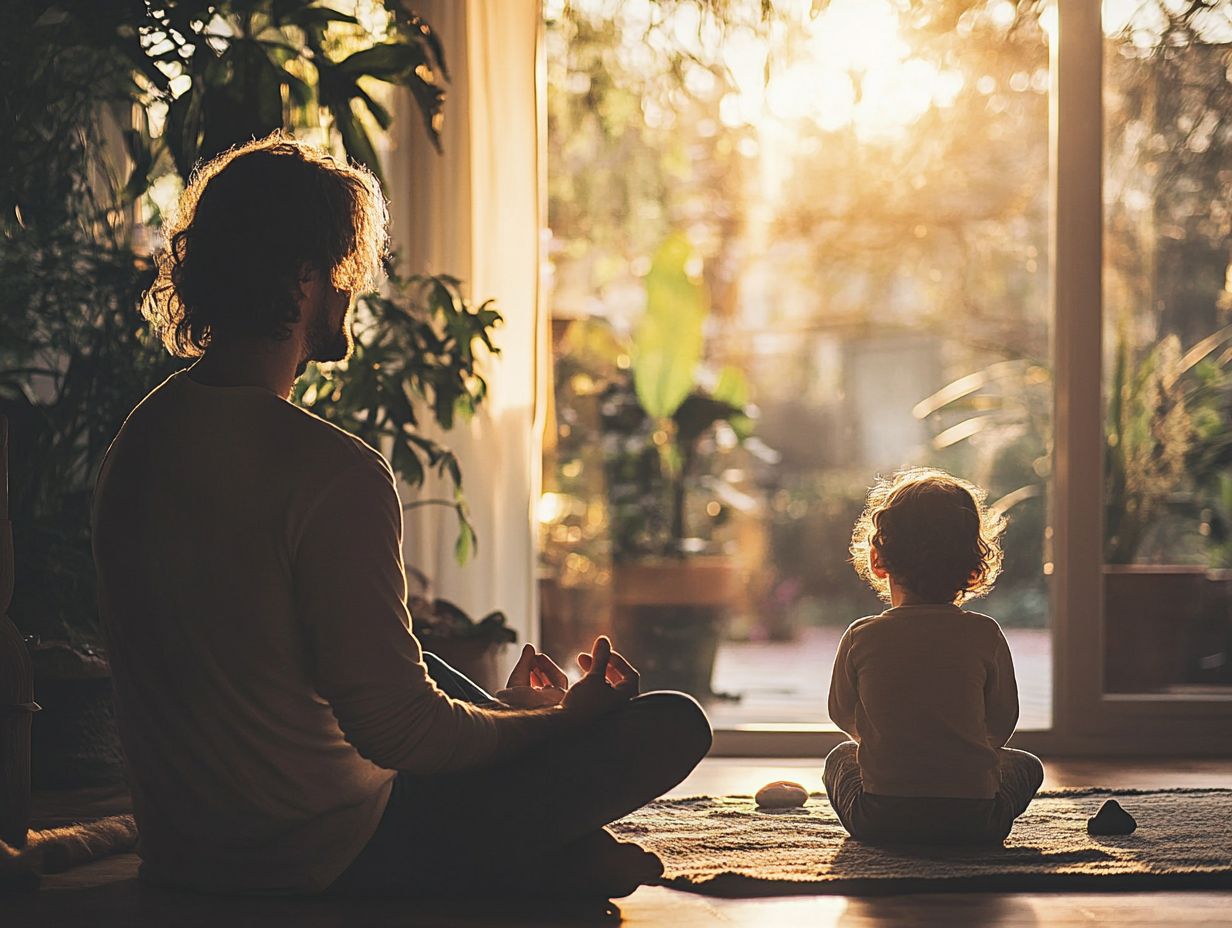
[496,643,569,709]
[562,636,639,720]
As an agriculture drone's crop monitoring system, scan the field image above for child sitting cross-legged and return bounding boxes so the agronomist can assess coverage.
[824,467,1044,845]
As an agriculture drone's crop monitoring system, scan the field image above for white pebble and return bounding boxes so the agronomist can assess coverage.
[755,780,808,809]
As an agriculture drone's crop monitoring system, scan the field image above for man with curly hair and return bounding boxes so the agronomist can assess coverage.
[92,134,710,898]
[824,468,1044,845]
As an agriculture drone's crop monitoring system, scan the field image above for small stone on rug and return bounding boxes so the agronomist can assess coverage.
[755,781,808,809]
[1087,799,1137,836]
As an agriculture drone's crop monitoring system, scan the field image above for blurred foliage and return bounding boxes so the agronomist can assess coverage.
[543,0,773,607]
[1105,328,1232,565]
[545,0,754,321]
[628,233,755,546]
[0,235,180,646]
[1099,1,1232,565]
[543,0,1232,646]
[0,0,496,643]
[543,0,1052,635]
[921,0,1232,567]
[545,309,767,577]
[634,234,709,422]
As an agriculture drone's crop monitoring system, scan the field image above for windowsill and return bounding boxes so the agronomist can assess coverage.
[712,722,1054,734]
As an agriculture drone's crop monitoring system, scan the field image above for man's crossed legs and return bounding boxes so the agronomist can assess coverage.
[330,655,711,898]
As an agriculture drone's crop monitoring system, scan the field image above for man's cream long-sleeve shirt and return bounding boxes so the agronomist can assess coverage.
[827,604,1020,799]
[92,370,499,894]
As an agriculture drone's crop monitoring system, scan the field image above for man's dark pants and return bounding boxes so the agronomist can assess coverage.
[329,654,712,896]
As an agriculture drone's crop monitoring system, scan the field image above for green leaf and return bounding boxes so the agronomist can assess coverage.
[281,6,360,29]
[673,393,743,455]
[390,437,426,488]
[165,77,205,180]
[632,233,707,420]
[712,365,750,408]
[284,71,315,112]
[355,87,394,131]
[391,8,450,82]
[453,514,475,564]
[330,100,385,189]
[337,42,427,80]
[197,40,284,163]
[405,71,445,154]
[119,128,153,203]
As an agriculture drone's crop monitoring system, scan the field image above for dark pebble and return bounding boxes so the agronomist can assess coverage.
[1087,799,1137,836]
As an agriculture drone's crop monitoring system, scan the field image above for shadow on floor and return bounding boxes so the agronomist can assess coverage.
[8,857,624,928]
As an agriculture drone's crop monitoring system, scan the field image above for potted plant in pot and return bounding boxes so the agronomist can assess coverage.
[606,388,751,699]
[401,566,516,695]
[602,234,773,698]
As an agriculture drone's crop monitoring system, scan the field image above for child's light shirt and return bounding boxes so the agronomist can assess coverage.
[828,603,1020,799]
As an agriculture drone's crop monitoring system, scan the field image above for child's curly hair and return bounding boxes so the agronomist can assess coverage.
[850,467,1006,605]
[143,132,388,357]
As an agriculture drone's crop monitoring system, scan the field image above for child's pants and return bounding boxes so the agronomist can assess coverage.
[823,741,1044,845]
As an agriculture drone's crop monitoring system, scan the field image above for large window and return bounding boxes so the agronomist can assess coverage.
[540,0,1232,748]
[1102,0,1232,699]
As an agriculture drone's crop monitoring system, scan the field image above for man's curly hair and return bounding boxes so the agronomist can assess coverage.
[850,467,1006,605]
[144,133,388,357]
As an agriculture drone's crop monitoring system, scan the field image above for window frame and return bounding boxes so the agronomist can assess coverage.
[1050,0,1232,755]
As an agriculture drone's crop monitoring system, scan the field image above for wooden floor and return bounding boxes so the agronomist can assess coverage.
[11,757,1232,927]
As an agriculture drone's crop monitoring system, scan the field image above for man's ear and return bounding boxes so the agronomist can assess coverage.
[293,264,319,309]
[869,545,889,580]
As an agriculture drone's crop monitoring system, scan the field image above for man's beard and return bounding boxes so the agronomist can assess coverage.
[302,309,354,368]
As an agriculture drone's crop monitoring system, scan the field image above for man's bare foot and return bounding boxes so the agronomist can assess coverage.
[545,828,663,899]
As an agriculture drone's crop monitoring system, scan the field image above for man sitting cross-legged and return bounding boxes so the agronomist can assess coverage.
[91,134,711,898]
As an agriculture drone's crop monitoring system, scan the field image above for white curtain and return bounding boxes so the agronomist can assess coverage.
[385,0,545,656]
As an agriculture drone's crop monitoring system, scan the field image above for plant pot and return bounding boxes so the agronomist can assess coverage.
[1103,566,1206,694]
[612,556,742,699]
[416,636,512,695]
[29,642,125,789]
[1193,570,1232,686]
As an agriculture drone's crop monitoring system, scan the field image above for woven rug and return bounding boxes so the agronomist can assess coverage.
[610,788,1232,896]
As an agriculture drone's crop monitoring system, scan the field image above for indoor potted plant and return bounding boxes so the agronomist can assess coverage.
[403,567,516,695]
[603,234,769,697]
